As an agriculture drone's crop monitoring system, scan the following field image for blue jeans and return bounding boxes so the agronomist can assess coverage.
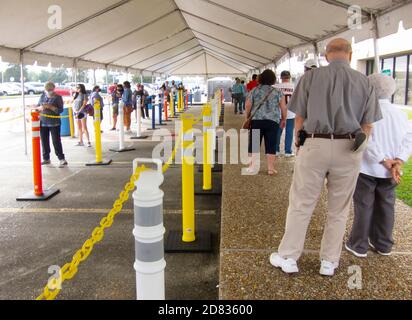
[275,119,295,154]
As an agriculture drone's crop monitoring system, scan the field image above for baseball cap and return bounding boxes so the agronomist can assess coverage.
[305,59,318,69]
[280,71,291,79]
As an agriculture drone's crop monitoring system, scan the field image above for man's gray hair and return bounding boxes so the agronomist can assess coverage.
[368,73,396,99]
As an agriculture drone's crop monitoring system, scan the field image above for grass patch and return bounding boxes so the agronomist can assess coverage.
[396,158,412,207]
[401,108,412,120]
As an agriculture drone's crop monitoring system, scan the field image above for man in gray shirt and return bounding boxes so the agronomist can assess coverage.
[270,38,382,276]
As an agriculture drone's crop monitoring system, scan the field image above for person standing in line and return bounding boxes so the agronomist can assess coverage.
[270,38,382,277]
[122,81,133,133]
[232,78,245,114]
[110,83,119,131]
[247,74,259,92]
[241,80,247,113]
[73,84,91,147]
[345,74,412,258]
[275,71,296,157]
[35,81,68,168]
[295,59,319,88]
[90,86,104,128]
[245,69,287,175]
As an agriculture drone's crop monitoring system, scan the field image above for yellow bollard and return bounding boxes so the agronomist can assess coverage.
[170,92,175,118]
[181,114,195,243]
[94,101,103,164]
[86,100,112,166]
[203,104,213,191]
[68,105,75,138]
[178,89,184,113]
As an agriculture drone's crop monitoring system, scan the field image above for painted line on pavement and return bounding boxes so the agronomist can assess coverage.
[0,208,216,215]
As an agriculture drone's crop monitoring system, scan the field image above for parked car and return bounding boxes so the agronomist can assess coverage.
[0,83,21,96]
[25,82,46,94]
[63,82,93,94]
[54,86,73,97]
[4,82,29,95]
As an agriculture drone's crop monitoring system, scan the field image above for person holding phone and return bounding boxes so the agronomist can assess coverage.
[35,81,68,168]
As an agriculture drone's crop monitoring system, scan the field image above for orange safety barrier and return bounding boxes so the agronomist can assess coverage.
[164,92,169,121]
[16,111,60,201]
[32,111,43,196]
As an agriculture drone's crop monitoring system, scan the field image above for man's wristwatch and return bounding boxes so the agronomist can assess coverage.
[380,158,388,165]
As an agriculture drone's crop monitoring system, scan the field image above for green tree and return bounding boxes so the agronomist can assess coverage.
[3,64,29,83]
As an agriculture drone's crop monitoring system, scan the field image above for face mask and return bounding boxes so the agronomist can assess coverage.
[46,90,54,97]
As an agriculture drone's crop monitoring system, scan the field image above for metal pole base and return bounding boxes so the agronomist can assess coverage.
[109,147,136,153]
[131,136,149,140]
[195,184,222,196]
[17,188,60,201]
[86,159,113,166]
[198,164,223,173]
[165,230,212,253]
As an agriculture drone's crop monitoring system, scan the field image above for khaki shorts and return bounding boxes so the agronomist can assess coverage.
[112,104,119,115]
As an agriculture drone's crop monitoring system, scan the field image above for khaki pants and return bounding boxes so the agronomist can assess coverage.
[278,138,363,263]
[124,106,132,130]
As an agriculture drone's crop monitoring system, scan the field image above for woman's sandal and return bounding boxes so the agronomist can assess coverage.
[268,170,278,176]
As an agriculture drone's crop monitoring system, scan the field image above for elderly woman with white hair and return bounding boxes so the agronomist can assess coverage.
[345,73,412,258]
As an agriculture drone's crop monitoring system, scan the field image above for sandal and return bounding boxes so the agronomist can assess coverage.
[268,170,278,176]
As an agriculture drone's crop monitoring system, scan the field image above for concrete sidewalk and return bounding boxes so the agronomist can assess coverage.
[219,104,412,300]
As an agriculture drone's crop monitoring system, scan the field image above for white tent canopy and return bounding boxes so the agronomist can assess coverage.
[1,0,411,76]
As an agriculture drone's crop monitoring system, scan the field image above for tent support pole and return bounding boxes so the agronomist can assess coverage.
[73,59,78,85]
[20,50,28,156]
[313,42,320,65]
[372,14,381,73]
[287,49,292,72]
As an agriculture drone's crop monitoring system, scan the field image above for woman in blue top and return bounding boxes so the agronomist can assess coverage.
[245,69,288,175]
[122,81,133,133]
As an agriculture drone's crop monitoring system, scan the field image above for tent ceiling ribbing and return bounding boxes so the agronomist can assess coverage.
[0,0,411,76]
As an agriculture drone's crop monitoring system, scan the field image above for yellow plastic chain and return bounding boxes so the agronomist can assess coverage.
[39,114,70,119]
[36,166,145,300]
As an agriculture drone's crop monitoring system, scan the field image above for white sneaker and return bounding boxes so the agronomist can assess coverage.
[319,260,339,276]
[58,160,68,168]
[275,152,282,157]
[285,153,295,158]
[270,253,299,274]
[368,239,392,256]
[345,243,367,258]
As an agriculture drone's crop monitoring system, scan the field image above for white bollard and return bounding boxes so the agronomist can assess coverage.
[118,101,125,150]
[132,158,166,300]
[131,97,148,140]
[110,101,135,152]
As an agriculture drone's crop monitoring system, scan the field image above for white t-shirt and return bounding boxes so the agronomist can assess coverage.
[274,82,295,119]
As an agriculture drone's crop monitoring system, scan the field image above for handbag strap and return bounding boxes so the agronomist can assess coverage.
[248,87,275,120]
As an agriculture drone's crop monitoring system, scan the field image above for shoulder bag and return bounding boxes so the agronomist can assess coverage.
[242,87,275,130]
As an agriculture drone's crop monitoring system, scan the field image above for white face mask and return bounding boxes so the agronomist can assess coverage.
[46,90,54,97]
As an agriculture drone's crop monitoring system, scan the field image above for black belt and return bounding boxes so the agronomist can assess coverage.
[306,133,355,140]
